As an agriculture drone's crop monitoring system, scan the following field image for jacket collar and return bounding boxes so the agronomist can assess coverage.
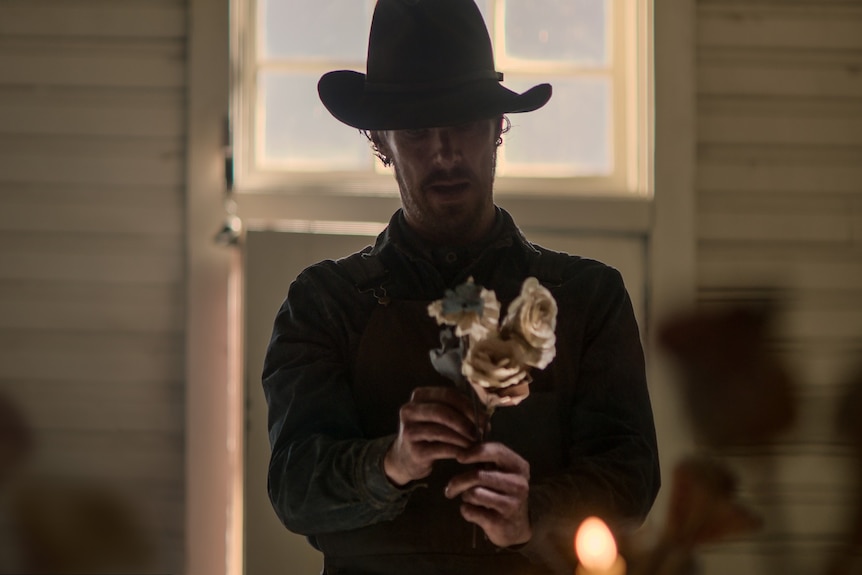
[369,206,537,262]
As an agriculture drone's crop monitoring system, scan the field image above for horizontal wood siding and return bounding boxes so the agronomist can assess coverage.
[696,1,862,573]
[0,1,187,572]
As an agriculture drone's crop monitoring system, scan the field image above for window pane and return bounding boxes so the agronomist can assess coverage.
[260,72,369,171]
[504,0,607,66]
[474,0,492,26]
[502,76,612,176]
[261,0,371,60]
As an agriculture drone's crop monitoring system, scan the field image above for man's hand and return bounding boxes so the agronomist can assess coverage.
[384,386,481,486]
[445,442,532,548]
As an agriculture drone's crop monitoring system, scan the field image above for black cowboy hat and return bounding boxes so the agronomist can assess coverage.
[318,0,552,130]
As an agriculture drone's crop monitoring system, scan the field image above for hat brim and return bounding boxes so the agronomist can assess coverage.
[318,70,552,131]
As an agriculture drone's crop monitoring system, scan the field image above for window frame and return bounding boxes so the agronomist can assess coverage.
[230,0,653,199]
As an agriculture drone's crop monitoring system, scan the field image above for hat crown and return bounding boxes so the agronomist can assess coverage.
[365,0,498,91]
[316,0,551,130]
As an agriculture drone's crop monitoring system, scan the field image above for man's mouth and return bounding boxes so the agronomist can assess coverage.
[427,180,470,195]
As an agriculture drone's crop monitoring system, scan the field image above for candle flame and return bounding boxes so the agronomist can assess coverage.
[575,516,618,570]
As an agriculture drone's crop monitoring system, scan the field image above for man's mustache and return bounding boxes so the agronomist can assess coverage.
[421,167,476,188]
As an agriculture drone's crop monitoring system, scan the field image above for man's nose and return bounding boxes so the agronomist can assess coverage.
[430,128,461,167]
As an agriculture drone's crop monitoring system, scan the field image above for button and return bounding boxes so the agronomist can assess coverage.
[445,252,458,264]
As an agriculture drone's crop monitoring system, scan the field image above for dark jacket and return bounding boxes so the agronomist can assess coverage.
[262,208,660,574]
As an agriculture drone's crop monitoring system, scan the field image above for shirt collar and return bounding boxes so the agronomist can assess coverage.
[370,206,533,261]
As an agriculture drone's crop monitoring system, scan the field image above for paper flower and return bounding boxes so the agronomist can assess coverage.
[501,277,557,369]
[428,277,558,418]
[427,278,500,343]
[462,335,532,412]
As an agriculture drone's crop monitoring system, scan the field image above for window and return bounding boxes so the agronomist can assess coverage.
[231,0,651,196]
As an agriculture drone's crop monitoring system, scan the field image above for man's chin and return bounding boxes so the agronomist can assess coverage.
[427,212,489,245]
[425,187,474,212]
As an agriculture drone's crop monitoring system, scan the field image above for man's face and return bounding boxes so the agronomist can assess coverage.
[374,118,501,246]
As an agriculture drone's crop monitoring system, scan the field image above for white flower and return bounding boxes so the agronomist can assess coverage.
[427,281,500,343]
[502,277,557,369]
[462,336,532,410]
[427,277,557,415]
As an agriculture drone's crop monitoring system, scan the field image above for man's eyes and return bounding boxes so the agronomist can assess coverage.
[454,121,481,132]
[401,121,484,139]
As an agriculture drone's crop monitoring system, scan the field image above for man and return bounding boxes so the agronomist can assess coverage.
[262,1,660,573]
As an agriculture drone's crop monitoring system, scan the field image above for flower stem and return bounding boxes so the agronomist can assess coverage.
[460,334,490,548]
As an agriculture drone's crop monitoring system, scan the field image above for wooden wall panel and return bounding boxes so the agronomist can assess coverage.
[699,2,862,50]
[0,135,185,187]
[698,163,862,194]
[0,104,184,138]
[698,243,862,294]
[0,0,187,39]
[12,380,184,434]
[699,47,862,98]
[700,97,862,146]
[697,191,857,242]
[694,1,862,572]
[0,281,184,333]
[0,39,186,88]
[0,1,188,572]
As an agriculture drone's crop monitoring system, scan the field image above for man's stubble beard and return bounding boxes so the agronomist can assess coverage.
[395,163,496,246]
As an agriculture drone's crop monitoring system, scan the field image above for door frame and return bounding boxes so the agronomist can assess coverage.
[184,1,697,573]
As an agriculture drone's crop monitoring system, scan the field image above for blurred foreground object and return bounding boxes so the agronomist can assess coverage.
[575,516,626,575]
[664,457,762,548]
[10,476,153,574]
[659,302,797,447]
[0,393,33,485]
[830,362,862,575]
[626,457,762,575]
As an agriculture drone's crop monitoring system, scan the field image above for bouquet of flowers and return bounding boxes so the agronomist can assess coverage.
[427,277,558,433]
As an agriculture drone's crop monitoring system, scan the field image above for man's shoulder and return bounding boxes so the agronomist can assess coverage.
[525,243,622,287]
[332,247,388,288]
[296,245,384,289]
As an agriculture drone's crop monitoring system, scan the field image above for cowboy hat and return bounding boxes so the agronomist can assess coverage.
[318,0,552,130]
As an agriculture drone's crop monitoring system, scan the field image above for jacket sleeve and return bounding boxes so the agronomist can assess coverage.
[521,265,661,570]
[262,267,413,535]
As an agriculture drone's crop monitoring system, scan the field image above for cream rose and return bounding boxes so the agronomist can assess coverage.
[462,336,532,410]
[502,277,557,369]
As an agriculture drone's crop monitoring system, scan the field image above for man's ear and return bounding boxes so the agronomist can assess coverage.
[495,116,505,142]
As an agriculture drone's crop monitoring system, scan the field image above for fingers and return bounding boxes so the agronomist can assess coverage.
[444,460,532,547]
[401,420,476,454]
[409,386,481,427]
[455,441,530,476]
[459,501,500,533]
[457,499,531,548]
[444,459,530,502]
[444,441,532,547]
[385,431,460,486]
[399,400,478,447]
[446,474,528,520]
[384,386,484,486]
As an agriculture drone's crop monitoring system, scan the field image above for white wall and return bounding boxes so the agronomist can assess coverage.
[694,2,862,573]
[0,1,188,572]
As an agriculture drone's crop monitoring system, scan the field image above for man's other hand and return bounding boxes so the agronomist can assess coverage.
[383,386,481,486]
[445,442,532,548]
